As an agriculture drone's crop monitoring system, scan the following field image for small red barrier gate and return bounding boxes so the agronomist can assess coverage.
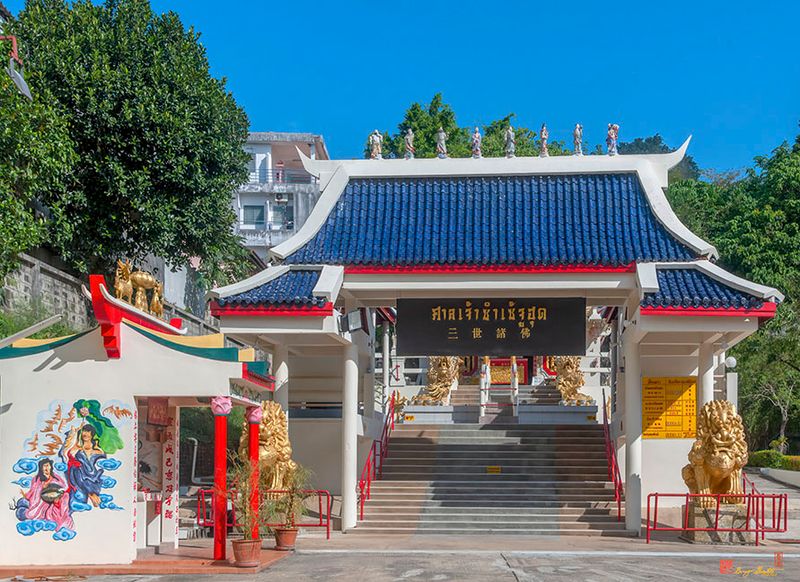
[197,488,333,540]
[645,490,788,546]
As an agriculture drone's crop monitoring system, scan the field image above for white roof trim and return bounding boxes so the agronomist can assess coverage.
[312,265,344,303]
[209,265,291,300]
[643,260,784,303]
[636,263,659,297]
[271,137,718,262]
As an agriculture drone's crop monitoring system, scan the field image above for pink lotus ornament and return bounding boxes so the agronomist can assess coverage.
[246,404,263,424]
[210,396,232,416]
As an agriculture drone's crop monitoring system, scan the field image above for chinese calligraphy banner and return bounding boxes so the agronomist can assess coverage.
[396,298,586,356]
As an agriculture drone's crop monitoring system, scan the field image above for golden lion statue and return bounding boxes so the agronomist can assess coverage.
[412,356,462,405]
[554,356,591,405]
[682,400,748,508]
[239,401,297,492]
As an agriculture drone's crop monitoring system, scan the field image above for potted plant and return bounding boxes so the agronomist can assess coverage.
[272,465,311,551]
[220,452,275,567]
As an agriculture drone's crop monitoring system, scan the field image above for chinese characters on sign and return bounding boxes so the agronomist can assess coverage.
[642,377,697,439]
[396,298,586,356]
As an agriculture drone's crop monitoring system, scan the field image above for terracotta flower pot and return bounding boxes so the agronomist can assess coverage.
[274,527,299,551]
[231,538,262,567]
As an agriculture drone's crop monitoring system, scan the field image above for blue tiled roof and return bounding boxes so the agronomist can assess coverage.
[642,269,764,310]
[217,270,325,307]
[284,174,698,266]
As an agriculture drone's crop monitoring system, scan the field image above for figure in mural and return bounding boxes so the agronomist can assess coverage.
[504,125,516,158]
[10,399,128,541]
[471,127,482,158]
[14,458,73,532]
[369,129,383,160]
[435,127,448,158]
[539,123,549,157]
[573,123,583,155]
[606,123,620,155]
[404,128,415,159]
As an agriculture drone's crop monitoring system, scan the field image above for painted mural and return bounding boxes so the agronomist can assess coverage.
[9,399,132,541]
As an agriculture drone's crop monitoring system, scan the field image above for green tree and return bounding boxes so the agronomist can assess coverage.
[0,46,74,281]
[10,0,251,284]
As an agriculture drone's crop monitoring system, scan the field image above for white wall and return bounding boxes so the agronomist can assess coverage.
[0,325,243,565]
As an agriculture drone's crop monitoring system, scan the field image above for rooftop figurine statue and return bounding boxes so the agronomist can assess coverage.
[436,126,448,159]
[573,123,584,156]
[504,125,516,158]
[539,123,549,157]
[404,128,415,159]
[369,129,383,160]
[471,127,482,158]
[606,123,619,156]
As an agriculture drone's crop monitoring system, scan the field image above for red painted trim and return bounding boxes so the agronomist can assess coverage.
[213,414,228,561]
[344,263,637,274]
[89,274,183,358]
[641,302,777,318]
[211,300,334,317]
[241,362,276,391]
[247,419,260,540]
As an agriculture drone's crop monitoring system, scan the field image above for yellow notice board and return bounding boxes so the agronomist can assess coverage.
[642,377,697,439]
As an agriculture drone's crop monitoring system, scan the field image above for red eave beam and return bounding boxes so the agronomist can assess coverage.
[344,263,637,274]
[210,301,334,317]
[640,302,777,319]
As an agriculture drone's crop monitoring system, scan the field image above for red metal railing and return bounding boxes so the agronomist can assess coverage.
[196,488,333,539]
[645,491,788,546]
[358,392,396,520]
[601,389,623,521]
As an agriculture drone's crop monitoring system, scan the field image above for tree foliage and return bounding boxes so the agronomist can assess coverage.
[618,134,701,181]
[0,50,74,281]
[666,125,800,450]
[10,0,251,284]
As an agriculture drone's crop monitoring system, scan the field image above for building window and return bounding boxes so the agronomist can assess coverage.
[242,205,265,228]
[271,204,295,230]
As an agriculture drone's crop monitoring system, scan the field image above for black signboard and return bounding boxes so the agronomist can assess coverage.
[396,298,586,356]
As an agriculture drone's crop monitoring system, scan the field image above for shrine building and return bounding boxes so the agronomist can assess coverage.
[210,138,782,536]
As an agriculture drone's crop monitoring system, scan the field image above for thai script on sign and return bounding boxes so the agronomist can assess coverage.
[431,300,547,323]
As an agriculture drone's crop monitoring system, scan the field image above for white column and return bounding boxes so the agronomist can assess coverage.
[698,343,715,407]
[310,142,316,160]
[623,333,642,535]
[264,143,273,180]
[382,322,391,411]
[342,342,359,531]
[273,345,289,414]
[726,372,739,412]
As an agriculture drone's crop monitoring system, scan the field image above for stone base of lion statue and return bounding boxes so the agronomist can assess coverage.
[680,503,755,545]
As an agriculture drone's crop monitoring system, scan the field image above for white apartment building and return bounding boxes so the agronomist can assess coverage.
[234,132,329,260]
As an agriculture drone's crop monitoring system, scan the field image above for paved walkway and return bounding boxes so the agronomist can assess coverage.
[69,550,798,582]
[744,467,800,540]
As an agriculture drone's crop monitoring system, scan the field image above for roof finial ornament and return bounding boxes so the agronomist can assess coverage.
[539,123,549,157]
[504,125,516,158]
[404,128,415,159]
[606,123,619,156]
[471,127,482,159]
[369,129,383,160]
[573,123,584,156]
[436,127,448,159]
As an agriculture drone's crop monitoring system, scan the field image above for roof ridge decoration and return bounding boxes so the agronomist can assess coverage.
[270,138,718,264]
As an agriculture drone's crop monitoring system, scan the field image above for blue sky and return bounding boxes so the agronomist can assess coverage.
[5,1,800,170]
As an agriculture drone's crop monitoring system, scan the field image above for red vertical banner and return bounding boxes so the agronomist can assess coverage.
[211,397,232,561]
[246,405,263,540]
[161,409,179,547]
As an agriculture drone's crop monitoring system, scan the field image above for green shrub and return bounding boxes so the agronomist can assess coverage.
[780,456,800,472]
[748,450,784,468]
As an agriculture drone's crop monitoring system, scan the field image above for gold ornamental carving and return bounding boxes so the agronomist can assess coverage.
[554,356,591,405]
[412,356,462,405]
[239,401,297,491]
[682,400,748,508]
[114,259,164,318]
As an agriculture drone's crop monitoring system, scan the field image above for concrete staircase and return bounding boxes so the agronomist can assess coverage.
[355,423,628,535]
[519,379,562,405]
